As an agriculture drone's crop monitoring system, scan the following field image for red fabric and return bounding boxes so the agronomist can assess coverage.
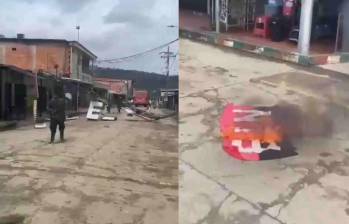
[223,139,260,161]
[242,140,252,148]
[220,104,280,161]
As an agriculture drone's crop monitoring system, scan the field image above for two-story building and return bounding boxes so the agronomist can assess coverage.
[0,35,97,81]
[0,34,98,118]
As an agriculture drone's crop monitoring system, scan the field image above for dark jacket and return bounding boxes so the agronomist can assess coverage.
[48,97,66,122]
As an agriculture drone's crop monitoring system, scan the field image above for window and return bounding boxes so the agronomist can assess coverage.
[11,47,16,51]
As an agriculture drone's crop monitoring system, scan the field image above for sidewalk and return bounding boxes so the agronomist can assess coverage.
[320,63,349,76]
[180,10,349,66]
[0,121,17,131]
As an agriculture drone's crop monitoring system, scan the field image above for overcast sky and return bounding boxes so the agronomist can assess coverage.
[0,0,179,75]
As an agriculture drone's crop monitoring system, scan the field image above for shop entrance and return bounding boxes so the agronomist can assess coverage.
[180,0,347,55]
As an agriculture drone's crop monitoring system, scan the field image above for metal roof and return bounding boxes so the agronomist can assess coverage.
[0,64,36,77]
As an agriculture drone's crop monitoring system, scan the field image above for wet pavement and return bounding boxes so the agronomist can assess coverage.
[179,39,349,224]
[0,111,178,224]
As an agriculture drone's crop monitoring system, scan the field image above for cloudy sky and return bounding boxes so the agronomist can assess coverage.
[0,0,179,75]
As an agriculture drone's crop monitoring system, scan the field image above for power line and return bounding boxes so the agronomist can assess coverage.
[168,52,178,75]
[160,46,176,88]
[97,38,179,63]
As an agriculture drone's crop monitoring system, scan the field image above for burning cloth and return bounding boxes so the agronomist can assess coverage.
[220,104,297,161]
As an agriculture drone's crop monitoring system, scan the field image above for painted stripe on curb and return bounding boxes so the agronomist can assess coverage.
[327,55,341,64]
[180,28,348,66]
[223,39,234,48]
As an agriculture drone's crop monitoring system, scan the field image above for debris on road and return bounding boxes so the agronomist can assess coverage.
[101,116,117,121]
[220,100,335,161]
[86,101,117,121]
[66,116,79,121]
[124,107,177,121]
[34,123,47,129]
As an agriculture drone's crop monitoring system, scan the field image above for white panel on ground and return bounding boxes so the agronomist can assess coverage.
[124,108,135,116]
[102,116,116,121]
[34,123,47,129]
[86,101,104,120]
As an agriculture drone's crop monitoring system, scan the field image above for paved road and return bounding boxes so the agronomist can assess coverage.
[179,39,349,224]
[0,112,178,224]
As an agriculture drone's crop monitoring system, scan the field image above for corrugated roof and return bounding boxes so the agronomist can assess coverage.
[0,64,36,77]
[95,80,127,95]
[93,81,109,90]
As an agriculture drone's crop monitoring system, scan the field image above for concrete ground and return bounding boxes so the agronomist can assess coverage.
[320,62,349,76]
[0,110,178,224]
[179,39,349,224]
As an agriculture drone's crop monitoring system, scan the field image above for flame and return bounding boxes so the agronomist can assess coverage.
[221,108,283,143]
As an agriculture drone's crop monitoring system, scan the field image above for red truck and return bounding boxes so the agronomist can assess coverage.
[133,90,150,107]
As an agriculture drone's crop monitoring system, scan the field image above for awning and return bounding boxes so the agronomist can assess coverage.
[0,64,39,98]
[0,64,36,78]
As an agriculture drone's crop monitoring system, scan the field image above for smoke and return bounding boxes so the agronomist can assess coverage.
[270,99,333,140]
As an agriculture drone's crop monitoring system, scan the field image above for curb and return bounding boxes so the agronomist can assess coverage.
[180,29,349,66]
[0,121,17,131]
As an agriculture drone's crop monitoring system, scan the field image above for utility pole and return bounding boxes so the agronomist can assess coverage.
[76,25,80,42]
[160,46,176,88]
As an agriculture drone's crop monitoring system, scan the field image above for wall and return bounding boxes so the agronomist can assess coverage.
[35,43,69,75]
[70,47,92,83]
[0,42,69,75]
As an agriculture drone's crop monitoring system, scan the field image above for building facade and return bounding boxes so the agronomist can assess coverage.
[94,78,133,98]
[0,36,97,83]
[0,64,37,120]
[181,0,348,56]
[0,35,98,120]
[159,89,178,111]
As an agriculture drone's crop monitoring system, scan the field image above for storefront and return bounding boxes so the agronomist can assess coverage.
[62,78,92,113]
[180,0,348,56]
[159,89,178,111]
[0,65,38,121]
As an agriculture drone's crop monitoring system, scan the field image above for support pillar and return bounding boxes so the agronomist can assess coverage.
[342,2,349,51]
[215,0,220,33]
[298,0,315,55]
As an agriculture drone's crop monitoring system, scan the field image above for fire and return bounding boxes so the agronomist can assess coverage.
[220,104,292,161]
[221,105,283,143]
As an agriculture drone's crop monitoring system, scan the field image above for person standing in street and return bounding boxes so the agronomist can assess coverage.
[116,95,122,113]
[48,86,66,143]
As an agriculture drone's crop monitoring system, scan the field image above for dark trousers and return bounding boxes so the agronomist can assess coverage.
[50,119,65,142]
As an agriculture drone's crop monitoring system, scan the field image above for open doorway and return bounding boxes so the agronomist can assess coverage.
[180,0,207,13]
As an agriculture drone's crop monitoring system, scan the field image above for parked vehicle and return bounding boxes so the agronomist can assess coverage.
[133,90,150,107]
